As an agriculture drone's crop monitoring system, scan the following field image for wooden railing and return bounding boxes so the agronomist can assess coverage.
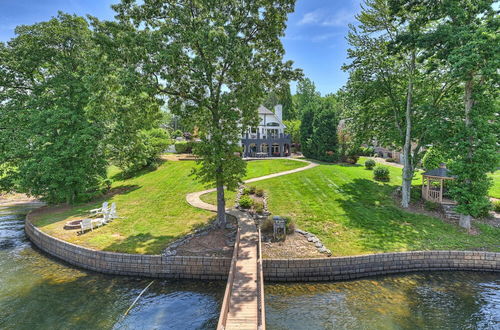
[422,186,441,203]
[257,227,266,330]
[217,227,241,330]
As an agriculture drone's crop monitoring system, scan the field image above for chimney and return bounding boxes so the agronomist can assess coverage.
[439,163,446,169]
[274,104,283,121]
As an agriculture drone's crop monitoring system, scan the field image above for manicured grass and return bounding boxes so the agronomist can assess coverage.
[251,159,500,256]
[31,159,307,254]
[489,171,500,199]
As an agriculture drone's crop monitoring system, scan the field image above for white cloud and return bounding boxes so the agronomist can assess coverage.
[298,11,322,25]
[311,32,341,42]
[298,9,357,27]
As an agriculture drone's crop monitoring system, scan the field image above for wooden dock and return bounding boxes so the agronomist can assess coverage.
[217,210,265,330]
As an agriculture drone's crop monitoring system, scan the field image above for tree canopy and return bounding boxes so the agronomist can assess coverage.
[112,0,301,225]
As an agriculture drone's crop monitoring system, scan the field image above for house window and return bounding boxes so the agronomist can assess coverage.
[267,129,279,139]
[272,143,280,155]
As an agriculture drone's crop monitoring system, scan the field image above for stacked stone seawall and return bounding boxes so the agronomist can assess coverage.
[25,216,231,279]
[26,214,499,281]
[263,251,500,282]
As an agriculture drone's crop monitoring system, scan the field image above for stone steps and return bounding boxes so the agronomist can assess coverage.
[442,204,460,220]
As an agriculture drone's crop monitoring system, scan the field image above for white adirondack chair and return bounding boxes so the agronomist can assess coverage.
[109,203,118,221]
[80,219,93,234]
[90,202,109,216]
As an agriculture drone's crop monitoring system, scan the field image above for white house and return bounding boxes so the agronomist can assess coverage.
[241,105,291,157]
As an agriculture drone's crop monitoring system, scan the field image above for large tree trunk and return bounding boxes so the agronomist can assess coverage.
[401,52,415,208]
[459,78,474,230]
[215,168,226,228]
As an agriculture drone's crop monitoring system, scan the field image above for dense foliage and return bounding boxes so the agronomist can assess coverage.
[0,14,107,203]
[110,128,170,176]
[112,0,301,225]
[301,95,340,162]
[422,147,445,171]
[365,159,376,170]
[0,14,168,203]
[373,167,390,182]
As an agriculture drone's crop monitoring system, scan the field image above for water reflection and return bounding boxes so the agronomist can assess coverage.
[1,201,499,330]
[0,201,224,330]
[266,272,500,329]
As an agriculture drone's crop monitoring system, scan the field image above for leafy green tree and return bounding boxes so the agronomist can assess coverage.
[264,82,296,119]
[109,128,171,176]
[88,18,166,174]
[399,0,499,227]
[113,0,300,226]
[0,13,107,204]
[283,120,301,148]
[311,106,339,162]
[343,0,455,208]
[300,108,315,158]
[295,77,320,116]
[280,83,296,120]
[301,94,339,161]
[422,147,445,171]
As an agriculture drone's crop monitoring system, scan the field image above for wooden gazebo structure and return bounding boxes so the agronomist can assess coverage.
[422,163,455,204]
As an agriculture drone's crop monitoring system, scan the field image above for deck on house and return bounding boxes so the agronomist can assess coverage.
[217,210,265,330]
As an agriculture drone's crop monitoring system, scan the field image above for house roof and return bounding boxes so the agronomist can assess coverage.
[422,167,455,178]
[258,105,275,115]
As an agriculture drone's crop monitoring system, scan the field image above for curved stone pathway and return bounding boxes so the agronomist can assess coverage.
[186,158,317,330]
[186,158,318,212]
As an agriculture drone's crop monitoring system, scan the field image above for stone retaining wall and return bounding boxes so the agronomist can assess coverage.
[263,251,500,282]
[25,215,499,281]
[25,217,231,279]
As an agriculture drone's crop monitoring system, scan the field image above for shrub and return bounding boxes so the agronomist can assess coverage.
[411,188,422,203]
[174,141,194,153]
[260,216,295,234]
[492,200,500,213]
[254,201,265,214]
[172,129,183,139]
[283,216,295,234]
[344,155,359,164]
[424,200,440,211]
[242,187,251,195]
[238,195,253,209]
[248,186,256,194]
[255,189,264,197]
[365,159,376,170]
[112,128,171,175]
[373,166,390,181]
[261,217,273,233]
[386,158,397,163]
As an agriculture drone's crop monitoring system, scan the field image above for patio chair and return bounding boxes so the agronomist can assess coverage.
[109,202,123,221]
[80,219,93,234]
[92,211,111,227]
[90,202,108,216]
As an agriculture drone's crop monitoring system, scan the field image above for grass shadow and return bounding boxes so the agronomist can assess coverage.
[110,160,167,181]
[335,178,437,252]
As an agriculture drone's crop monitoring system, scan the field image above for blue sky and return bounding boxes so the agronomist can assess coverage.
[0,0,362,95]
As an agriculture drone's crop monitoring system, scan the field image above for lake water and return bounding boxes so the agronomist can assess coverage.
[1,201,498,329]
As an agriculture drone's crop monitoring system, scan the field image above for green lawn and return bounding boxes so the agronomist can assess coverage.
[32,159,307,254]
[489,171,500,199]
[250,160,500,256]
